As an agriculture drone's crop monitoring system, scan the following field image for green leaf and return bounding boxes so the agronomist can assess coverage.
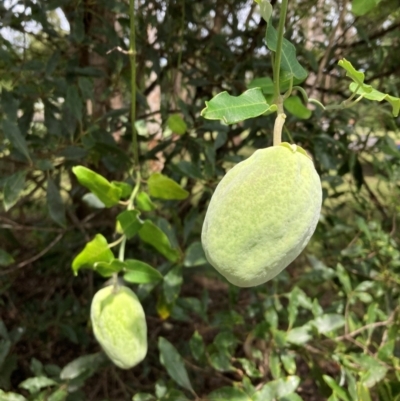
[357,383,372,401]
[248,74,304,95]
[284,96,311,119]
[338,59,399,116]
[3,171,26,211]
[201,88,277,124]
[163,265,183,303]
[0,390,27,401]
[176,161,203,179]
[117,210,143,239]
[136,192,156,211]
[0,249,14,267]
[82,193,105,209]
[281,352,297,375]
[0,339,11,367]
[111,181,133,198]
[46,178,66,228]
[71,234,114,275]
[266,22,307,80]
[148,173,189,200]
[312,314,345,335]
[167,114,187,135]
[139,220,180,262]
[254,0,273,23]
[60,353,108,380]
[352,0,381,16]
[19,377,57,394]
[2,119,31,162]
[254,376,300,401]
[72,166,122,207]
[349,82,400,117]
[336,263,352,294]
[94,259,126,277]
[189,331,206,363]
[208,387,252,401]
[323,375,351,401]
[158,337,194,394]
[183,241,207,267]
[286,325,312,345]
[47,389,68,401]
[338,59,367,86]
[123,259,163,284]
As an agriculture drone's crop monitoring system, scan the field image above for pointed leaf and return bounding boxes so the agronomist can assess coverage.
[148,173,189,200]
[338,59,366,86]
[201,88,277,124]
[248,73,304,94]
[3,171,26,211]
[2,119,31,162]
[72,234,114,275]
[254,0,273,23]
[0,249,14,267]
[123,259,163,284]
[284,96,311,119]
[184,242,207,267]
[117,210,143,239]
[139,220,180,262]
[349,82,400,117]
[82,193,105,209]
[60,353,108,380]
[19,377,57,394]
[47,389,68,401]
[72,166,122,207]
[111,181,133,198]
[323,375,351,401]
[167,114,187,135]
[47,178,66,228]
[312,314,345,335]
[0,390,27,401]
[136,192,156,211]
[266,22,307,80]
[163,265,183,303]
[94,259,126,277]
[158,337,194,394]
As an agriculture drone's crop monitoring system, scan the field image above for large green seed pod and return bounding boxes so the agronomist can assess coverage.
[91,285,147,369]
[201,143,322,287]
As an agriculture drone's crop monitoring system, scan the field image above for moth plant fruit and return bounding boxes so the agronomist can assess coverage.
[202,142,322,287]
[91,285,147,369]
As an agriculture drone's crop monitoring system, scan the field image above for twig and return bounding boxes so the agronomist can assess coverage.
[0,233,64,276]
[335,312,396,342]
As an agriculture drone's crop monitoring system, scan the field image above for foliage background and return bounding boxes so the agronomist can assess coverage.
[1,0,400,400]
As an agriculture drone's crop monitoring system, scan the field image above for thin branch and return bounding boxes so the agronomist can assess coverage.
[0,233,64,276]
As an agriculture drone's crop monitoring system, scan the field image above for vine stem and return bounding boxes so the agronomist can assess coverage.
[273,0,289,101]
[272,0,289,146]
[129,0,139,167]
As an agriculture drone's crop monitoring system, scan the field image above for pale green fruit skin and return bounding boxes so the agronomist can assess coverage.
[201,143,322,287]
[91,285,147,369]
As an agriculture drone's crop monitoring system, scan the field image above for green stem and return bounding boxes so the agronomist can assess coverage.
[128,170,141,210]
[118,236,127,261]
[273,0,289,100]
[129,0,139,167]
